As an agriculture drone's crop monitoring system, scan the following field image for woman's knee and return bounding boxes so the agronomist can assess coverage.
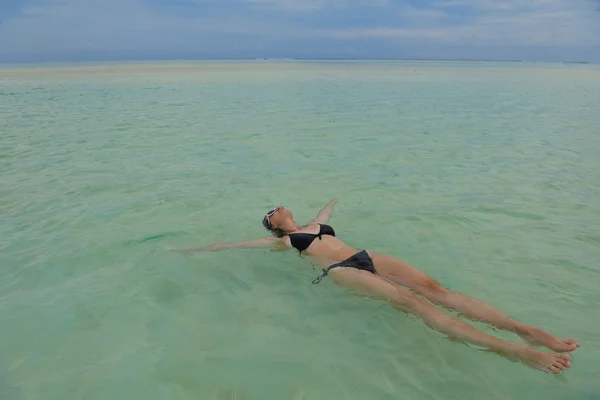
[413,277,449,299]
[390,288,425,312]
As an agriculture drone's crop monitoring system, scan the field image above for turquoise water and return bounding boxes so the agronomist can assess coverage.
[2,60,600,399]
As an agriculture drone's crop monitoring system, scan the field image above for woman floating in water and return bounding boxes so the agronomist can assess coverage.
[180,197,578,373]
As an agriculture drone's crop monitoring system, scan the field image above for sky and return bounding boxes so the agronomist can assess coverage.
[0,0,599,63]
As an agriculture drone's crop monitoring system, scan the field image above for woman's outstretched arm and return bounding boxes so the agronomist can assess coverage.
[177,237,280,253]
[308,197,339,224]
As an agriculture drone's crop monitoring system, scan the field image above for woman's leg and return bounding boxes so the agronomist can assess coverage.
[328,267,571,374]
[370,252,580,352]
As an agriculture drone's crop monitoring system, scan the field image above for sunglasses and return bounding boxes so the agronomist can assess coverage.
[264,209,277,228]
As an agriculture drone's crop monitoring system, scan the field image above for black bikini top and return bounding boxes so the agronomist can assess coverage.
[288,223,336,254]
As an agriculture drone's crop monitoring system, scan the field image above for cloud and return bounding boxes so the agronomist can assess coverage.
[242,0,389,11]
[0,0,283,57]
[321,0,600,47]
[0,0,598,62]
[323,27,460,40]
[242,0,338,11]
[464,0,600,46]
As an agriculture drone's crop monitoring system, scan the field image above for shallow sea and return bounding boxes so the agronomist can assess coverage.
[2,60,600,399]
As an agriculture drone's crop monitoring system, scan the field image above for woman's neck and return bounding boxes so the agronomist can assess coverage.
[280,219,301,234]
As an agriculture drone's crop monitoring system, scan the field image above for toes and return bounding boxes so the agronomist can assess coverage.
[552,354,572,370]
[552,363,565,372]
[557,341,577,352]
[558,356,571,368]
[549,366,560,374]
[553,359,569,369]
[563,338,580,348]
[559,353,571,361]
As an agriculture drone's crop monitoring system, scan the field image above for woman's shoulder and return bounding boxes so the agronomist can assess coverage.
[273,235,292,249]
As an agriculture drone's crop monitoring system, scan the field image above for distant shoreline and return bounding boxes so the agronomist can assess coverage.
[0,57,595,67]
[1,59,598,75]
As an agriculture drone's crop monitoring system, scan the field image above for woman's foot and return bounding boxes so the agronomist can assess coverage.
[519,327,580,352]
[517,347,572,374]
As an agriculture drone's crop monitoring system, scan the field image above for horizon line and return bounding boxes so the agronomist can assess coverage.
[0,56,596,66]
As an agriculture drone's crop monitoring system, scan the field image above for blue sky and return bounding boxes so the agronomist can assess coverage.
[1,0,599,62]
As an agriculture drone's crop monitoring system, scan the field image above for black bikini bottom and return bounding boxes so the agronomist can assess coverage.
[312,250,377,284]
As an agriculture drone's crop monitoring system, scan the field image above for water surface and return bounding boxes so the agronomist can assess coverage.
[2,60,600,399]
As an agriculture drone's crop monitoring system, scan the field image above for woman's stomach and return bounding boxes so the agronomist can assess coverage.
[302,238,360,269]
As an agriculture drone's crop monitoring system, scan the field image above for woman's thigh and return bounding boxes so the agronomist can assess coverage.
[369,251,442,294]
[327,267,420,311]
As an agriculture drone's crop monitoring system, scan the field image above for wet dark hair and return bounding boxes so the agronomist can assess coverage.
[262,211,286,238]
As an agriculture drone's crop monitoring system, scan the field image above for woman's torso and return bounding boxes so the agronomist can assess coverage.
[280,223,359,269]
